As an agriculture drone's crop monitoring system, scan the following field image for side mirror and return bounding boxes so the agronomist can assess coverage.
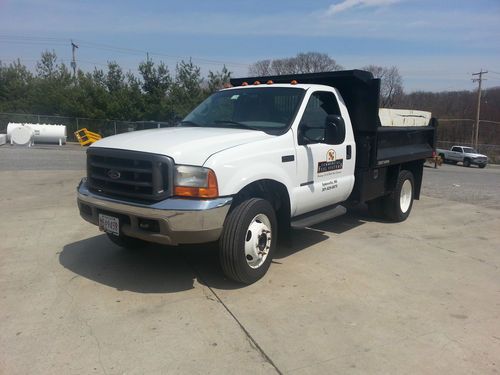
[325,115,345,145]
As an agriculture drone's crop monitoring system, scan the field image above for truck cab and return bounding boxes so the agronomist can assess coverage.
[438,145,488,168]
[77,70,437,284]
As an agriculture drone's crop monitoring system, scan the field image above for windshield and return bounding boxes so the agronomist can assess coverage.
[462,147,478,153]
[181,87,305,134]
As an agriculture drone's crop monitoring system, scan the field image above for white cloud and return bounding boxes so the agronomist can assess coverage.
[326,0,400,16]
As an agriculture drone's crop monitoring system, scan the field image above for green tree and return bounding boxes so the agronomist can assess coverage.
[0,59,34,112]
[170,59,204,118]
[138,59,172,120]
[207,65,231,93]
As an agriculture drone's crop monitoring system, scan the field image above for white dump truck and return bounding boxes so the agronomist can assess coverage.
[77,70,437,284]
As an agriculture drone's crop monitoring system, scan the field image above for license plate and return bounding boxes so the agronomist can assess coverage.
[98,214,119,236]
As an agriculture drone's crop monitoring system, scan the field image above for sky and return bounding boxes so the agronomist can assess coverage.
[0,0,499,92]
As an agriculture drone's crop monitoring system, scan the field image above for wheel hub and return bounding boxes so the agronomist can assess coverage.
[244,214,272,269]
[400,179,412,213]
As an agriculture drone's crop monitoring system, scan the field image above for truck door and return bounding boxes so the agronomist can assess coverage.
[294,90,355,216]
[450,146,463,161]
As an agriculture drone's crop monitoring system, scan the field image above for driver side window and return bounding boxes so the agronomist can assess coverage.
[299,91,341,144]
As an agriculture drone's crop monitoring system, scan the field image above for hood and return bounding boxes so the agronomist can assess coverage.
[468,153,487,158]
[90,127,273,165]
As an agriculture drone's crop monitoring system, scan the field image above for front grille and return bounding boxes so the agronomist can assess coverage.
[87,148,173,201]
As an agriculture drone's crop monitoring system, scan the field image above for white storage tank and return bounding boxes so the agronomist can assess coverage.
[7,122,67,145]
[10,126,34,146]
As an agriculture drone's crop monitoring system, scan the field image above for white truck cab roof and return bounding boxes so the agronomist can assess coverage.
[222,83,334,92]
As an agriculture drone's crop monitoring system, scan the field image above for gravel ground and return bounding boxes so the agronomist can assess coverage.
[422,162,500,210]
[0,143,86,171]
[1,146,499,374]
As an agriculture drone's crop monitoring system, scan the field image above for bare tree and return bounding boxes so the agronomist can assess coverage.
[249,52,343,76]
[363,65,403,107]
[248,59,272,76]
[294,52,343,73]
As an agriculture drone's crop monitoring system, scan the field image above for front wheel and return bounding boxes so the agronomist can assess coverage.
[479,164,486,169]
[383,170,414,222]
[219,198,277,284]
[463,159,471,167]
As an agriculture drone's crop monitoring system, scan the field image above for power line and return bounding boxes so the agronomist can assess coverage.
[0,33,250,68]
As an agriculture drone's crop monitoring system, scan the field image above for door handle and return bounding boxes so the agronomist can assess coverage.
[346,145,352,160]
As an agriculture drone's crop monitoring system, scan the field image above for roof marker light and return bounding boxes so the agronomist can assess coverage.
[291,80,298,85]
[223,83,233,88]
[253,80,261,85]
[241,81,248,86]
[267,80,274,85]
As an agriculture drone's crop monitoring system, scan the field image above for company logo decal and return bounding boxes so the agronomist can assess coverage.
[327,149,336,161]
[107,169,121,180]
[318,149,343,173]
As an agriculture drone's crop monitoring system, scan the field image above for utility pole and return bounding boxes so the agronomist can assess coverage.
[472,69,487,150]
[71,40,79,78]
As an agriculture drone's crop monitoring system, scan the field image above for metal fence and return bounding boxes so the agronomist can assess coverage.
[436,119,500,163]
[0,112,173,142]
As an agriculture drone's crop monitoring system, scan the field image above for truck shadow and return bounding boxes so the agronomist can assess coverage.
[59,206,381,293]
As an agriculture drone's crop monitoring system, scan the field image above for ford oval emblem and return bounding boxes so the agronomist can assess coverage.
[107,169,121,180]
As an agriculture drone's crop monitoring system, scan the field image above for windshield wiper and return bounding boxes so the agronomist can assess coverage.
[213,120,261,131]
[179,120,204,127]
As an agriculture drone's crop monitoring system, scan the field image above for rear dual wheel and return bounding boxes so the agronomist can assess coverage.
[368,170,414,222]
[219,198,277,284]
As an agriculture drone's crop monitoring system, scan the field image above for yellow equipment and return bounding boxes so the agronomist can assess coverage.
[74,128,102,146]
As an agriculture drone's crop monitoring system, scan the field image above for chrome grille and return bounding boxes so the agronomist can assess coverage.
[87,148,173,201]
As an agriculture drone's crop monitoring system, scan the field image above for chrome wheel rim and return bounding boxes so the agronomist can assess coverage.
[400,179,412,213]
[244,214,272,269]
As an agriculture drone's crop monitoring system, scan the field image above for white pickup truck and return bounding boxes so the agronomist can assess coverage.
[77,70,437,284]
[437,145,488,168]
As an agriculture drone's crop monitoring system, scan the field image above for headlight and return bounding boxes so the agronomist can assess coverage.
[174,165,218,198]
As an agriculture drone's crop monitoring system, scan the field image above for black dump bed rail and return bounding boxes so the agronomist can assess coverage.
[375,124,437,167]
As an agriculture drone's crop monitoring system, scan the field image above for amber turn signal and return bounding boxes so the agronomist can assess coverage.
[174,169,218,199]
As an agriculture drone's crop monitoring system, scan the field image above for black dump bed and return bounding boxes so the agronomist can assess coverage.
[231,70,437,171]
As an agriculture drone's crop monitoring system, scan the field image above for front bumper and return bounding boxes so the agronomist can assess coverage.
[472,159,488,166]
[77,178,232,245]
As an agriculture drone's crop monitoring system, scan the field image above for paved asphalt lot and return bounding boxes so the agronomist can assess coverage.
[1,145,499,374]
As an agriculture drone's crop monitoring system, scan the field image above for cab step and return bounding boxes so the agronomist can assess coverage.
[291,205,347,229]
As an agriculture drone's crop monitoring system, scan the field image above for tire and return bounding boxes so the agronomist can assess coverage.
[106,232,148,249]
[383,170,414,222]
[439,154,446,163]
[219,198,277,284]
[479,164,486,169]
[463,159,471,167]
